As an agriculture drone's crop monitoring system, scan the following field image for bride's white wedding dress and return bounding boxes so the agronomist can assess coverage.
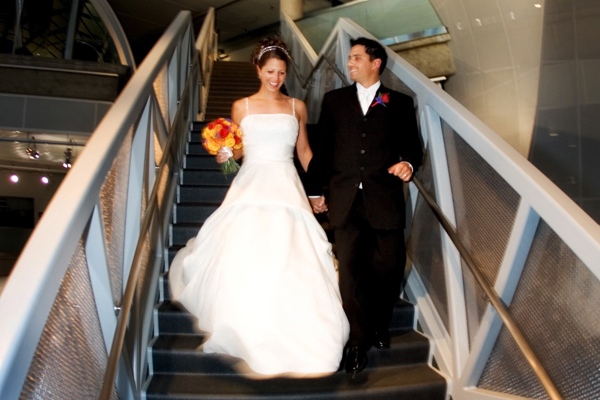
[168,99,349,376]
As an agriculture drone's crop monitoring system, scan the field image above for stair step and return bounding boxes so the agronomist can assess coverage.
[187,142,210,155]
[180,168,237,186]
[170,222,202,246]
[177,185,229,203]
[173,202,219,224]
[157,300,415,335]
[145,364,446,400]
[151,329,431,375]
[156,301,197,334]
[184,154,220,169]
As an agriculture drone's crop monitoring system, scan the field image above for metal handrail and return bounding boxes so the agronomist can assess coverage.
[411,176,563,400]
[99,13,206,399]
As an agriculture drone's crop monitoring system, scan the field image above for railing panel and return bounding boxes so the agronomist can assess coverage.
[19,239,117,400]
[100,128,133,304]
[0,10,208,400]
[479,218,600,399]
[407,150,450,333]
[441,122,521,346]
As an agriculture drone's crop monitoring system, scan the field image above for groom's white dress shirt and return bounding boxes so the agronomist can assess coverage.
[356,81,381,115]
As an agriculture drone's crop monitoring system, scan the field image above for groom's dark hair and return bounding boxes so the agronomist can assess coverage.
[350,37,387,75]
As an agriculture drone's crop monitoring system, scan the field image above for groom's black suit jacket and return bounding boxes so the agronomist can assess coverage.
[309,83,423,230]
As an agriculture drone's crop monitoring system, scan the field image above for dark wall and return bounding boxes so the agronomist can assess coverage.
[529,0,600,222]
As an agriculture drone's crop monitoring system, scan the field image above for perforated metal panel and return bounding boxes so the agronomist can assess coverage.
[381,70,416,98]
[479,220,600,399]
[19,241,118,400]
[407,150,450,332]
[100,129,133,305]
[443,123,520,346]
[153,65,170,129]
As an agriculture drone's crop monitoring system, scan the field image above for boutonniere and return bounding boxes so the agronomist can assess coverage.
[370,92,390,108]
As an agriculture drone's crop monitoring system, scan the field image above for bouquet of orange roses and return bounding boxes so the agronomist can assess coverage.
[201,117,243,174]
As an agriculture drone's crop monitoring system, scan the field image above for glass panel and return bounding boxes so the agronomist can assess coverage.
[0,0,119,63]
[296,0,447,52]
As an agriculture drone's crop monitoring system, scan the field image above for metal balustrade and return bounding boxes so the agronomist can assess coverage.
[0,9,216,400]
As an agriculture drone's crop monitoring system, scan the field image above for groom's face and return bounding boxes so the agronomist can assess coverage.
[347,45,380,85]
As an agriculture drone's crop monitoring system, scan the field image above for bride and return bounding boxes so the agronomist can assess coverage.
[168,37,349,377]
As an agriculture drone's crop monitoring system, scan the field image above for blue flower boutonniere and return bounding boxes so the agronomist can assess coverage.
[371,92,390,108]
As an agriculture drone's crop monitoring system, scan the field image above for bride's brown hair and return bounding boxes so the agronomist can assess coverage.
[251,36,291,68]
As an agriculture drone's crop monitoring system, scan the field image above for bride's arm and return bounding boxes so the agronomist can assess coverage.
[294,99,312,172]
[229,99,245,161]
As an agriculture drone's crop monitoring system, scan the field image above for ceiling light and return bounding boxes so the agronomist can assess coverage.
[26,136,40,159]
[26,147,40,159]
[10,173,19,183]
[41,175,50,184]
[63,148,72,169]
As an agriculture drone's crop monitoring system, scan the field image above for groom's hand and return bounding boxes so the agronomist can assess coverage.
[309,196,328,214]
[388,161,413,182]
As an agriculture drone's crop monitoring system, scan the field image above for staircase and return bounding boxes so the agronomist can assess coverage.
[205,61,260,120]
[144,61,447,399]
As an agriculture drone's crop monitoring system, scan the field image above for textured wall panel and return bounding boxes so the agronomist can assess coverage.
[479,220,600,399]
[443,123,520,346]
[153,66,169,130]
[100,128,133,305]
[19,240,117,400]
[407,150,450,331]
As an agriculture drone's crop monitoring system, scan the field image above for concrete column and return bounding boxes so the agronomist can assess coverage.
[280,0,302,20]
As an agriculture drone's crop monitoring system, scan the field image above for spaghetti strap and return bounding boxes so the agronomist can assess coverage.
[245,97,250,116]
[291,98,295,117]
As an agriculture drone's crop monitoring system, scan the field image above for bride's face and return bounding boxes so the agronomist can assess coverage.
[258,58,287,93]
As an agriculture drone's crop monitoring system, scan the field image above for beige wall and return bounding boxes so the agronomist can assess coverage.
[430,0,545,157]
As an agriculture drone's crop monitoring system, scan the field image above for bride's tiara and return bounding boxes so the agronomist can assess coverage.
[257,45,290,62]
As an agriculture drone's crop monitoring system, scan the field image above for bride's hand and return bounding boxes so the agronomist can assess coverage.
[216,147,233,164]
[309,196,328,214]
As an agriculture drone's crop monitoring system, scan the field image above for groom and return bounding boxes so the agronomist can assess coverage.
[308,37,423,376]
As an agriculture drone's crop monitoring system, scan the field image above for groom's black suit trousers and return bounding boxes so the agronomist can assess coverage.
[334,189,406,348]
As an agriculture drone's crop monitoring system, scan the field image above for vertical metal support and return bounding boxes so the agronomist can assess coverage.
[64,0,81,59]
[13,0,24,54]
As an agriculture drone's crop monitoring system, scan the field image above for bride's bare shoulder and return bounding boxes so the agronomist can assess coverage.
[231,97,248,123]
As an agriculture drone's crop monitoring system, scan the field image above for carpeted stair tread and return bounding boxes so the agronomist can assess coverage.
[177,185,229,203]
[151,329,431,375]
[145,60,447,399]
[156,300,415,334]
[145,363,446,400]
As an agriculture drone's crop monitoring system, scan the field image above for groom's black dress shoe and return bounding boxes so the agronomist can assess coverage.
[372,331,391,349]
[344,346,368,376]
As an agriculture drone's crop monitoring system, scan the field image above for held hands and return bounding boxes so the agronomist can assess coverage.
[388,161,413,182]
[216,147,233,164]
[309,196,328,214]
